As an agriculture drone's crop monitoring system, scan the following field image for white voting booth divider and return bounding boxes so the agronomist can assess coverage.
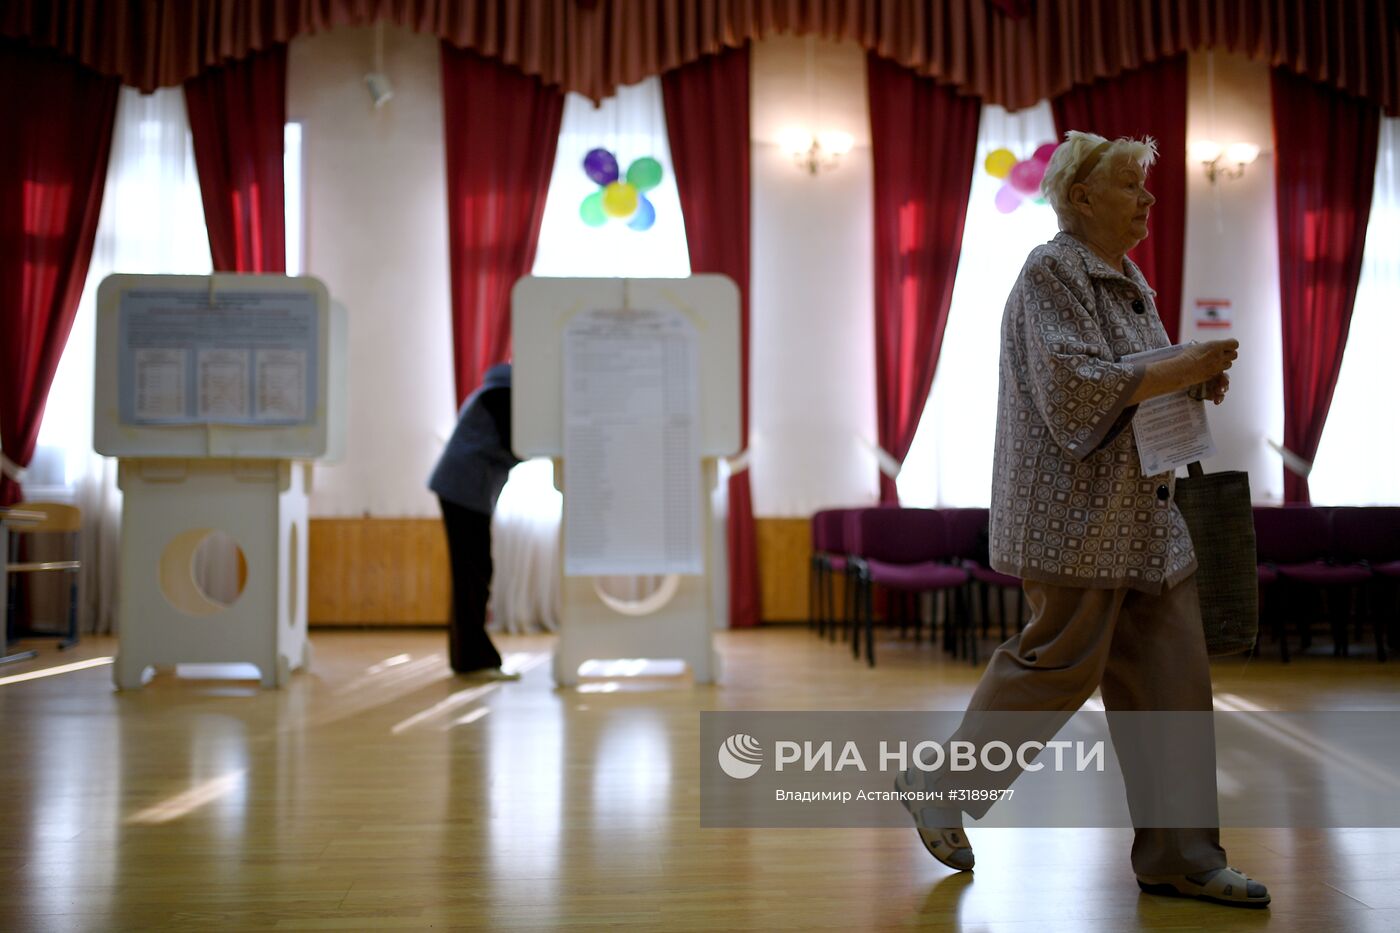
[94,274,346,689]
[513,276,740,686]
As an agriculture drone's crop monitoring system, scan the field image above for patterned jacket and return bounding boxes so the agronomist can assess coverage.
[989,232,1196,593]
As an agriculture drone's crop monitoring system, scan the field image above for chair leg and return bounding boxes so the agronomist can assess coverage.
[863,577,876,667]
[60,577,79,650]
[1368,582,1386,663]
[968,588,980,661]
[997,585,1009,641]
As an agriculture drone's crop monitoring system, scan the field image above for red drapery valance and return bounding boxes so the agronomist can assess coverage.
[3,1,1397,114]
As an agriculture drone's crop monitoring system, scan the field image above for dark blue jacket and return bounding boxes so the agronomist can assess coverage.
[428,363,522,513]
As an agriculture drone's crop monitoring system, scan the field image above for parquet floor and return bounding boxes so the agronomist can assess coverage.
[1,625,1397,931]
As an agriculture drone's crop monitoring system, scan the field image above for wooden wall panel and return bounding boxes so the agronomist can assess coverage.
[308,516,822,626]
[308,518,450,626]
[756,517,813,623]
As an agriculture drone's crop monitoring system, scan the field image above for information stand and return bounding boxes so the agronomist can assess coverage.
[94,274,346,689]
[512,276,740,686]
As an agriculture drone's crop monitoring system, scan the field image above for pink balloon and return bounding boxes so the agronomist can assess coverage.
[1009,158,1045,195]
[994,183,1022,213]
[1033,142,1059,164]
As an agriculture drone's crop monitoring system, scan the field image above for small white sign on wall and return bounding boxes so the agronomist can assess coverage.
[1194,298,1233,330]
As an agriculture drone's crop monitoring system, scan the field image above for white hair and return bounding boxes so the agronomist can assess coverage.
[1041,130,1158,220]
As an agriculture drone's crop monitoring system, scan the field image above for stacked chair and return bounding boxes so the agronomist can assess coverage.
[1254,505,1399,661]
[809,505,1028,668]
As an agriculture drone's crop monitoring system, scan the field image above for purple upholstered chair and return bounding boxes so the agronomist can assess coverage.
[810,509,856,641]
[942,506,1024,644]
[848,508,971,667]
[1255,506,1372,659]
[1331,507,1400,661]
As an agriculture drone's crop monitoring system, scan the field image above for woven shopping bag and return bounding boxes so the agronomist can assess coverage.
[1173,461,1259,656]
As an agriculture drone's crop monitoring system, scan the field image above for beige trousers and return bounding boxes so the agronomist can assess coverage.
[953,573,1228,876]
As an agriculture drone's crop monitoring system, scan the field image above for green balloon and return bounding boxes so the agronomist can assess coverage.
[579,191,606,227]
[1031,195,1047,205]
[626,157,663,192]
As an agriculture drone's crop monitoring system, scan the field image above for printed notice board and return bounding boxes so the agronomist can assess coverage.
[118,288,320,426]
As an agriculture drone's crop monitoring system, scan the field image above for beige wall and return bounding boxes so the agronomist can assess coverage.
[1180,51,1285,501]
[289,25,456,519]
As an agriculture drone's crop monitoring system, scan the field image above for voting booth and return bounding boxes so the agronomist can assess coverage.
[513,276,740,686]
[94,274,347,689]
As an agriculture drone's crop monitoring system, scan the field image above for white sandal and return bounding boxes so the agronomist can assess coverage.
[893,770,974,871]
[1136,867,1270,908]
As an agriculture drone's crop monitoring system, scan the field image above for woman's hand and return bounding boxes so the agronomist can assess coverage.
[1188,372,1230,404]
[1181,339,1239,383]
[1128,339,1239,407]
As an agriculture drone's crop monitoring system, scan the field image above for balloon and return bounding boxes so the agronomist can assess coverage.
[627,194,656,231]
[579,191,607,226]
[994,184,1022,213]
[984,148,1017,179]
[1032,142,1059,164]
[583,148,619,185]
[1031,195,1047,205]
[601,181,638,218]
[626,157,663,191]
[1009,158,1045,195]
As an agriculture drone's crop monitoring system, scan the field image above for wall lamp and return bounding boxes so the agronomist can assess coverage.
[778,128,854,175]
[1191,140,1260,183]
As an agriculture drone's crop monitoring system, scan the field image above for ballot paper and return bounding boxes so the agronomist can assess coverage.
[1123,344,1217,475]
[562,307,703,576]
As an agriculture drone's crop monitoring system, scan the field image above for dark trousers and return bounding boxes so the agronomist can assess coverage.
[439,498,503,673]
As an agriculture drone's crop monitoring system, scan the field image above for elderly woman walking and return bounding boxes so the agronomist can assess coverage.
[897,131,1269,909]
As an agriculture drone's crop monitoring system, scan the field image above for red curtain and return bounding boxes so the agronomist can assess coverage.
[1272,68,1381,503]
[662,46,761,628]
[440,45,563,403]
[867,54,981,503]
[0,39,118,505]
[185,44,287,273]
[1052,55,1188,341]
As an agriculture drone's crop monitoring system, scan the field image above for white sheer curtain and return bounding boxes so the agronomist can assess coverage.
[488,76,691,634]
[898,103,1061,507]
[34,87,212,633]
[1310,117,1400,505]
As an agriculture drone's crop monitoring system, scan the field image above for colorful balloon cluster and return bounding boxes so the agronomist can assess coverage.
[579,148,662,231]
[985,142,1059,213]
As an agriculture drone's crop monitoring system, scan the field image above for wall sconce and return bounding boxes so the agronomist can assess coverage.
[778,128,854,175]
[1191,140,1260,183]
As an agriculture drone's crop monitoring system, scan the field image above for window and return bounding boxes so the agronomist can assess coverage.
[1309,116,1400,504]
[897,103,1060,507]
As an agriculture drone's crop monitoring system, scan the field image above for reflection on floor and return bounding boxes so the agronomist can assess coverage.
[1,626,1397,931]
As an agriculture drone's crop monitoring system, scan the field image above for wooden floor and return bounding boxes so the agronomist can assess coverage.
[1,625,1398,932]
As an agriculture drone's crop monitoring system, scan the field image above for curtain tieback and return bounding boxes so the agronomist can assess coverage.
[1267,439,1314,478]
[724,449,750,474]
[857,436,902,480]
[0,451,28,483]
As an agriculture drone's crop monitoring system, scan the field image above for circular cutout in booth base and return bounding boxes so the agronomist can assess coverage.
[591,574,681,616]
[160,529,247,616]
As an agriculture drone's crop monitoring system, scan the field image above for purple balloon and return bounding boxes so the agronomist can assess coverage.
[583,148,619,185]
[1033,142,1059,164]
[1009,158,1045,195]
[994,183,1023,214]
